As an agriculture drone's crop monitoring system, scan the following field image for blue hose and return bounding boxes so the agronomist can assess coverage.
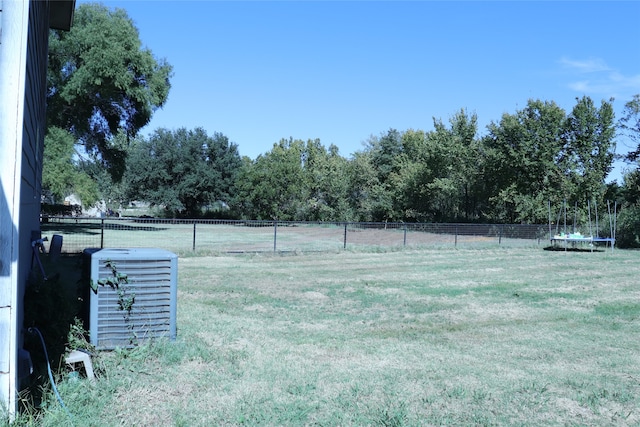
[29,327,74,424]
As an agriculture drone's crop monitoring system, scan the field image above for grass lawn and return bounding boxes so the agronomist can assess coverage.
[14,247,640,426]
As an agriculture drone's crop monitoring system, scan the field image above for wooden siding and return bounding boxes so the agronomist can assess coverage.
[17,0,50,390]
[0,0,52,416]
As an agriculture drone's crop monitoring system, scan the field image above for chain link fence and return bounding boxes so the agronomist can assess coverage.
[40,217,552,254]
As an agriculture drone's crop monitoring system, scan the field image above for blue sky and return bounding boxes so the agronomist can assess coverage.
[85,1,639,181]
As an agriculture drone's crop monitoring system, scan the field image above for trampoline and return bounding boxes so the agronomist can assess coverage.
[548,200,617,252]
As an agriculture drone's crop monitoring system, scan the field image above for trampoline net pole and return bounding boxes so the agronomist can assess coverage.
[588,200,593,238]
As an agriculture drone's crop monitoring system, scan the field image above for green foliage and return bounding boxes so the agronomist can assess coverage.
[236,138,310,220]
[299,141,354,221]
[409,111,482,221]
[480,97,616,223]
[371,128,404,181]
[368,129,406,221]
[237,139,359,221]
[41,86,626,226]
[563,96,616,202]
[42,127,100,207]
[354,112,484,223]
[483,100,568,222]
[47,3,172,179]
[620,94,640,162]
[90,259,127,290]
[90,259,133,314]
[346,150,384,222]
[230,97,618,225]
[40,203,82,217]
[91,259,136,345]
[66,317,95,354]
[80,131,134,208]
[616,169,640,248]
[126,128,241,217]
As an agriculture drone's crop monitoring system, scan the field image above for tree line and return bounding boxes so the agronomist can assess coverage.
[119,97,626,227]
[43,4,640,247]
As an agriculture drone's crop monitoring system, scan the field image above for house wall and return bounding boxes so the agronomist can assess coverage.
[0,0,51,416]
[21,0,51,334]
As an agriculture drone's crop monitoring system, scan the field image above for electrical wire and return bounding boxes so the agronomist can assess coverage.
[28,327,74,425]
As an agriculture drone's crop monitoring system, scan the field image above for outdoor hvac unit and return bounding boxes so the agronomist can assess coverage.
[84,248,178,349]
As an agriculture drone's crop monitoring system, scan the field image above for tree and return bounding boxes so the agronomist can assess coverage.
[42,127,100,207]
[616,169,640,247]
[298,140,353,221]
[410,111,482,222]
[125,128,241,217]
[563,96,616,203]
[615,94,640,247]
[620,94,640,162]
[47,3,172,179]
[361,129,406,221]
[483,100,568,222]
[235,138,309,220]
[235,138,355,221]
[350,116,483,223]
[345,150,382,222]
[371,129,404,181]
[79,131,132,210]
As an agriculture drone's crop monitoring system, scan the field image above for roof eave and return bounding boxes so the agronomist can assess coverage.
[49,0,76,31]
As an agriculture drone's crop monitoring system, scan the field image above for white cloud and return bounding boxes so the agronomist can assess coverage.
[568,81,589,92]
[609,71,640,90]
[559,57,611,73]
[560,57,640,98]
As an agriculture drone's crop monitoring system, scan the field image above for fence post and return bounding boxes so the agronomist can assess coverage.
[343,222,348,249]
[403,223,407,246]
[455,225,458,248]
[499,224,503,245]
[274,220,278,252]
[100,218,105,249]
[192,221,197,251]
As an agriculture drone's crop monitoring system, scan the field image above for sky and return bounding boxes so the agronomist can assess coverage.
[81,0,639,182]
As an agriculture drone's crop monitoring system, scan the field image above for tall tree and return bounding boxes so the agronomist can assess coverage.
[387,129,428,221]
[483,100,567,222]
[615,94,640,247]
[616,169,640,248]
[80,131,132,209]
[345,150,382,222]
[362,129,406,221]
[300,141,353,221]
[620,94,640,162]
[42,127,100,207]
[371,129,404,181]
[47,3,172,179]
[125,128,241,217]
[235,138,308,220]
[392,111,482,222]
[427,110,481,221]
[563,96,616,203]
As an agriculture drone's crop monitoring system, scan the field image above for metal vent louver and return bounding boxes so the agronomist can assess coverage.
[85,248,178,349]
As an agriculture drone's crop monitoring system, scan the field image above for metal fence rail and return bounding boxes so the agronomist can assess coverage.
[40,217,553,254]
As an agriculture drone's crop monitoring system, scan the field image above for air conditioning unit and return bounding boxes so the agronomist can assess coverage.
[83,248,178,349]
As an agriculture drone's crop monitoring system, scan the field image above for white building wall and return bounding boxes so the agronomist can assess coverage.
[0,0,30,416]
[0,0,51,416]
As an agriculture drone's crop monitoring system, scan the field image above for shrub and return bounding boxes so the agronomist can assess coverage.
[615,204,640,248]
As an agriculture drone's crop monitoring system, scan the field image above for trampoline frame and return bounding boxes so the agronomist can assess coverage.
[548,200,617,252]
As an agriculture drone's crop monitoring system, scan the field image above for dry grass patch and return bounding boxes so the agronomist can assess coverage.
[20,247,640,426]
